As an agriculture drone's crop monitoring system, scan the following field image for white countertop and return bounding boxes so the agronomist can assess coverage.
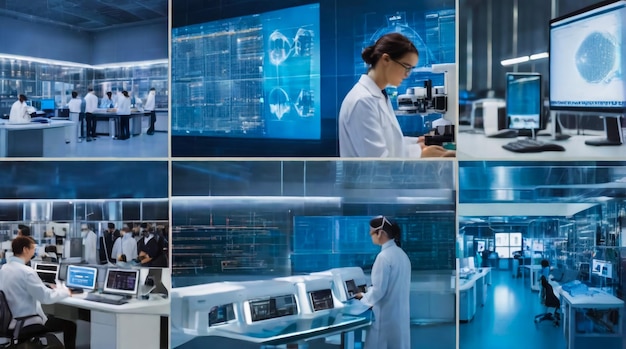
[58,292,169,315]
[559,287,624,309]
[0,120,74,129]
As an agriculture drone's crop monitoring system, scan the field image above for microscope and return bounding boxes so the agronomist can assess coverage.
[396,63,456,146]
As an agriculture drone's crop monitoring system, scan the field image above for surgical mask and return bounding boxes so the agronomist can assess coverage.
[81,230,88,238]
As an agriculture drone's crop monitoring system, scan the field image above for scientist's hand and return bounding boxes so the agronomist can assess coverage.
[55,281,72,296]
[421,145,456,158]
[354,292,364,300]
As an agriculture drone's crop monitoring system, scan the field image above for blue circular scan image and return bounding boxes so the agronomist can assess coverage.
[575,31,617,83]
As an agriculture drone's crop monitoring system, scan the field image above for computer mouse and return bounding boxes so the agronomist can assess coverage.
[554,134,571,141]
[539,143,566,152]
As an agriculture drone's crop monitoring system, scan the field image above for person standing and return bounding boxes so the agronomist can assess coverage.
[66,91,83,144]
[0,236,76,349]
[81,224,98,265]
[144,88,156,135]
[84,88,99,142]
[111,225,138,263]
[355,216,411,349]
[99,223,120,264]
[115,91,131,140]
[9,94,32,124]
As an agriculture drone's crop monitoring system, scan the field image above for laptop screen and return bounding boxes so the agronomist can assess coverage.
[35,263,59,284]
[103,269,139,296]
[65,265,98,290]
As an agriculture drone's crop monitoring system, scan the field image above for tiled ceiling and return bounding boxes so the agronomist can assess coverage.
[0,0,167,31]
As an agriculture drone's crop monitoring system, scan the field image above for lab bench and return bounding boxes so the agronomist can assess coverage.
[0,120,75,157]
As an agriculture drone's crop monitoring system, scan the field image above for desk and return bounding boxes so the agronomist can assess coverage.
[0,120,75,157]
[457,268,491,322]
[457,130,624,160]
[92,110,150,138]
[45,294,169,349]
[522,265,542,292]
[558,288,623,349]
[410,274,456,324]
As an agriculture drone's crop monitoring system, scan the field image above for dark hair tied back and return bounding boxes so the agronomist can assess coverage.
[361,32,418,69]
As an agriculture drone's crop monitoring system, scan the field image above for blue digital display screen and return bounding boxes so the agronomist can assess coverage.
[171,4,321,140]
[550,1,626,112]
[40,99,55,110]
[66,265,97,290]
[506,73,541,130]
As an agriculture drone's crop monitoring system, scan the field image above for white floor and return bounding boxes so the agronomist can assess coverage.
[55,131,168,158]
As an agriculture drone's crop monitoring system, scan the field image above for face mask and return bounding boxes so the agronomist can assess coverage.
[81,230,88,238]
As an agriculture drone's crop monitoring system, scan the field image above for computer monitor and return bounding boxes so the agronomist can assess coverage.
[65,265,98,291]
[308,289,334,312]
[345,279,358,298]
[549,0,626,113]
[35,263,59,284]
[506,73,542,136]
[40,99,55,111]
[103,269,139,296]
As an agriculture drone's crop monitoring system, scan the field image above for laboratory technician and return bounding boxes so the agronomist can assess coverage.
[355,216,411,349]
[136,228,159,267]
[81,224,98,265]
[99,223,120,264]
[9,94,32,124]
[84,88,99,141]
[339,33,423,158]
[100,91,114,109]
[0,236,76,349]
[116,91,131,140]
[144,87,156,135]
[111,225,138,263]
[66,91,82,143]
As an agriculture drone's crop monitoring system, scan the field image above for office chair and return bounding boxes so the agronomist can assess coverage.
[0,290,64,349]
[534,276,560,327]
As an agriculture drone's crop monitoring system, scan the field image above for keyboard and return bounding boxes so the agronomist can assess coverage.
[84,293,128,305]
[502,139,565,153]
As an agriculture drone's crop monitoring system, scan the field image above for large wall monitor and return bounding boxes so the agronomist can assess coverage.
[65,265,98,291]
[103,269,139,296]
[248,294,298,322]
[171,4,321,141]
[505,73,542,134]
[550,0,626,113]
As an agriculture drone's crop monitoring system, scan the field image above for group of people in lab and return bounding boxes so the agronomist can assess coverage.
[64,87,157,141]
[8,88,157,141]
[80,222,168,268]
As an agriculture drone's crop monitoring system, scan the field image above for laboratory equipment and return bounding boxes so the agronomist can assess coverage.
[425,63,457,146]
[274,275,340,314]
[312,267,369,302]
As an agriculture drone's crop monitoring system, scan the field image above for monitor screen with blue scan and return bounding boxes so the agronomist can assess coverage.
[506,73,542,132]
[103,269,139,296]
[65,265,98,290]
[40,99,55,110]
[549,0,626,113]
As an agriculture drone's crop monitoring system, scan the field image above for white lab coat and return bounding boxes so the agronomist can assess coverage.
[339,75,421,158]
[82,230,98,264]
[360,240,411,349]
[111,233,138,262]
[9,100,31,124]
[144,91,156,112]
[116,95,131,115]
[84,92,98,113]
[0,257,69,328]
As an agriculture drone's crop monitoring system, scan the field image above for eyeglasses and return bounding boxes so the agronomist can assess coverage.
[371,215,391,233]
[391,59,414,74]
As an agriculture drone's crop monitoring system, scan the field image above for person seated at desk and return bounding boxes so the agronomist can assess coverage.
[9,94,33,124]
[112,225,138,264]
[0,236,76,349]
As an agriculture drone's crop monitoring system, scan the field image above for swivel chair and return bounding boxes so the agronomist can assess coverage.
[0,290,64,349]
[534,276,560,327]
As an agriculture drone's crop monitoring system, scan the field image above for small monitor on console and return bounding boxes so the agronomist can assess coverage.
[506,73,543,136]
[103,269,139,296]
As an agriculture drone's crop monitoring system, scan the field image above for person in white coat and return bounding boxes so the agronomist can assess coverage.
[66,91,83,143]
[0,236,77,349]
[111,225,138,263]
[115,91,131,140]
[9,94,32,124]
[84,88,99,141]
[356,216,411,349]
[144,87,156,135]
[81,224,98,265]
[339,33,454,158]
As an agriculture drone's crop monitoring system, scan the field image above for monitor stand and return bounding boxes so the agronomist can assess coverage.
[584,115,623,146]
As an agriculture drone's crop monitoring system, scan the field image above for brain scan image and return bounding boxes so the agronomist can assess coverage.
[293,28,314,57]
[575,31,618,84]
[269,87,291,120]
[295,89,314,117]
[269,30,292,65]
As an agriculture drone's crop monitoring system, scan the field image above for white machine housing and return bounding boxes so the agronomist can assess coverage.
[312,267,370,303]
[274,274,341,315]
[431,63,457,127]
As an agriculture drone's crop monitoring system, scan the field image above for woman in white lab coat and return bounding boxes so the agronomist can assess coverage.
[356,216,411,349]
